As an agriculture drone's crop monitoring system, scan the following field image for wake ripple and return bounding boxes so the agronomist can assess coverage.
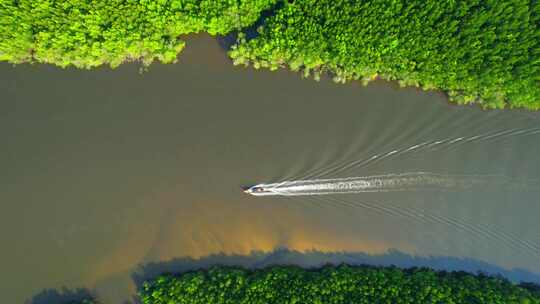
[304,195,540,259]
[299,127,540,180]
[257,172,538,196]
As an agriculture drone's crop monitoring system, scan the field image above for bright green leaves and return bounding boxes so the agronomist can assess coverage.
[229,0,540,110]
[1,0,538,110]
[0,0,33,63]
[0,0,278,68]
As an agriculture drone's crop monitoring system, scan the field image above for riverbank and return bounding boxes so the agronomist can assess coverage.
[2,0,538,109]
[0,0,277,67]
[139,265,540,303]
[40,264,540,303]
[229,0,540,110]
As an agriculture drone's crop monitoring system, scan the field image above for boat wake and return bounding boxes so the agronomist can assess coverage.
[246,172,538,196]
[295,127,540,180]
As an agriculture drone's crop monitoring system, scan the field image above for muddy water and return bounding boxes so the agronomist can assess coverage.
[1,35,539,303]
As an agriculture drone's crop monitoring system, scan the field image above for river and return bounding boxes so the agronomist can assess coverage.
[1,35,540,303]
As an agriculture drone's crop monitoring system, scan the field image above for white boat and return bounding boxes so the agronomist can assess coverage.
[243,185,274,196]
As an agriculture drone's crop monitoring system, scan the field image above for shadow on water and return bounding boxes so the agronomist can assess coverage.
[28,248,540,303]
[216,1,286,50]
[26,287,95,304]
[132,248,540,290]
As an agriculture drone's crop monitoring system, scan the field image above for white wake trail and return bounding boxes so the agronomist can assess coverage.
[256,172,537,196]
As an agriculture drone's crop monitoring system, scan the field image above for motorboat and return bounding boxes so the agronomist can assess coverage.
[242,185,274,196]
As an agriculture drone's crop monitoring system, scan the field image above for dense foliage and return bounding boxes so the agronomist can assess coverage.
[139,265,540,304]
[0,0,277,68]
[230,0,540,110]
[2,0,538,109]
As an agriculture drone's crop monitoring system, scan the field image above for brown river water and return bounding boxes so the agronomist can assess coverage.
[1,35,540,303]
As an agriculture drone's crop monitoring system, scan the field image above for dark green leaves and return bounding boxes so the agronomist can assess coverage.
[139,265,540,304]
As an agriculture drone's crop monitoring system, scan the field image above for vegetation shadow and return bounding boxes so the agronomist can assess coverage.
[26,287,95,304]
[216,1,285,51]
[132,248,540,290]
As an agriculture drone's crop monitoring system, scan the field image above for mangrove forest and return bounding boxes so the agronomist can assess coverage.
[139,265,540,304]
[1,0,539,109]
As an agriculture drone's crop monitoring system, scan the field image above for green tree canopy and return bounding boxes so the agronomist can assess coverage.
[0,0,277,67]
[230,0,540,110]
[139,265,540,304]
[1,0,538,109]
